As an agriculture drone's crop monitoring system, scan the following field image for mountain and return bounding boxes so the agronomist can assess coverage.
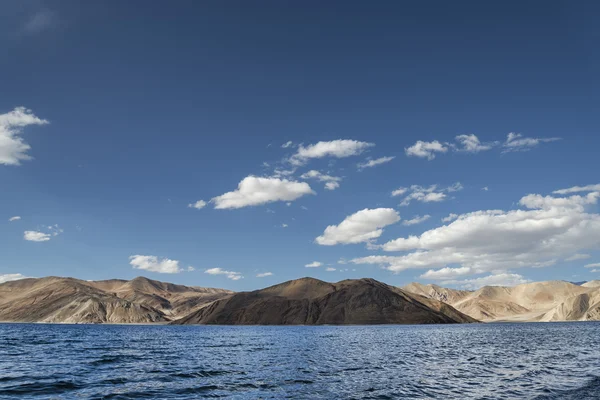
[403,281,600,322]
[172,277,477,325]
[582,280,600,288]
[0,276,232,323]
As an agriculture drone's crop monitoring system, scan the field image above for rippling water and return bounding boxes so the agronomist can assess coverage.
[0,322,599,399]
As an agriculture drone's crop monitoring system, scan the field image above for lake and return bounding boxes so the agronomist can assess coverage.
[0,322,598,399]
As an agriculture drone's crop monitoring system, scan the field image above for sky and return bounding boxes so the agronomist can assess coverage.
[1,1,599,290]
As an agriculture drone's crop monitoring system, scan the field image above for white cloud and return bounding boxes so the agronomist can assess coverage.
[391,187,408,197]
[24,231,51,242]
[585,263,600,269]
[565,254,591,262]
[315,208,400,246]
[442,273,530,289]
[351,189,600,278]
[592,269,599,273]
[8,216,21,222]
[281,141,293,148]
[357,156,395,170]
[305,261,322,268]
[0,273,31,284]
[256,272,273,277]
[441,213,459,223]
[553,184,600,195]
[325,267,336,272]
[129,255,182,274]
[402,215,431,226]
[281,223,288,228]
[405,140,448,160]
[212,176,315,209]
[205,267,243,280]
[300,170,342,190]
[0,107,49,166]
[420,266,473,280]
[454,134,495,153]
[398,183,462,206]
[187,266,195,272]
[503,132,561,152]
[188,200,207,209]
[289,139,374,165]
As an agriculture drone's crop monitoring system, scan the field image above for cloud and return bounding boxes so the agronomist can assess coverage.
[503,132,561,153]
[281,223,288,228]
[441,213,459,223]
[212,176,315,209]
[289,139,374,165]
[256,272,273,278]
[129,255,182,274]
[22,10,57,35]
[442,273,530,289]
[420,266,473,280]
[402,215,431,226]
[391,187,408,197]
[315,208,400,246]
[482,187,490,191]
[205,267,243,280]
[405,140,448,160]
[565,254,591,262]
[585,263,600,269]
[0,273,31,284]
[0,107,49,166]
[398,183,463,206]
[8,216,21,222]
[553,184,600,195]
[281,141,293,148]
[351,188,600,278]
[454,134,495,153]
[23,225,61,241]
[357,156,395,170]
[325,267,336,272]
[188,200,207,209]
[305,261,323,268]
[592,269,599,273]
[187,266,195,272]
[300,170,342,190]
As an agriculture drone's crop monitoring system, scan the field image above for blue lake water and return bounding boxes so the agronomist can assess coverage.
[0,322,598,399]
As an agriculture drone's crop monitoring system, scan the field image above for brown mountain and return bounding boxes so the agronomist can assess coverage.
[172,277,477,325]
[0,276,232,323]
[403,281,600,322]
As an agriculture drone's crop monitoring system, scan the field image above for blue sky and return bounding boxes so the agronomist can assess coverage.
[1,1,599,290]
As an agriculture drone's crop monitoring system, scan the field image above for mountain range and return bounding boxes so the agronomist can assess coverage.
[1,276,599,324]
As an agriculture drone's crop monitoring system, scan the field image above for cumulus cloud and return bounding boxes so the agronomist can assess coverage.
[503,132,561,152]
[24,231,51,242]
[256,272,273,277]
[281,141,293,148]
[442,273,530,289]
[398,183,463,206]
[188,200,207,209]
[391,187,408,197]
[315,208,400,246]
[402,215,431,226]
[565,254,591,262]
[205,267,243,280]
[300,170,342,190]
[0,107,49,166]
[0,273,31,284]
[326,267,336,272]
[8,216,21,222]
[420,266,473,280]
[212,176,315,209]
[289,139,374,165]
[585,263,600,269]
[454,134,495,153]
[357,156,395,170]
[405,140,448,160]
[351,188,600,279]
[305,261,322,268]
[129,255,182,274]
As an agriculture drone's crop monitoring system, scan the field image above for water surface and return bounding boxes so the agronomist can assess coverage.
[0,322,598,399]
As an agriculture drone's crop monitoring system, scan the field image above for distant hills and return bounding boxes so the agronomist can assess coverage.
[1,276,599,324]
[402,280,600,322]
